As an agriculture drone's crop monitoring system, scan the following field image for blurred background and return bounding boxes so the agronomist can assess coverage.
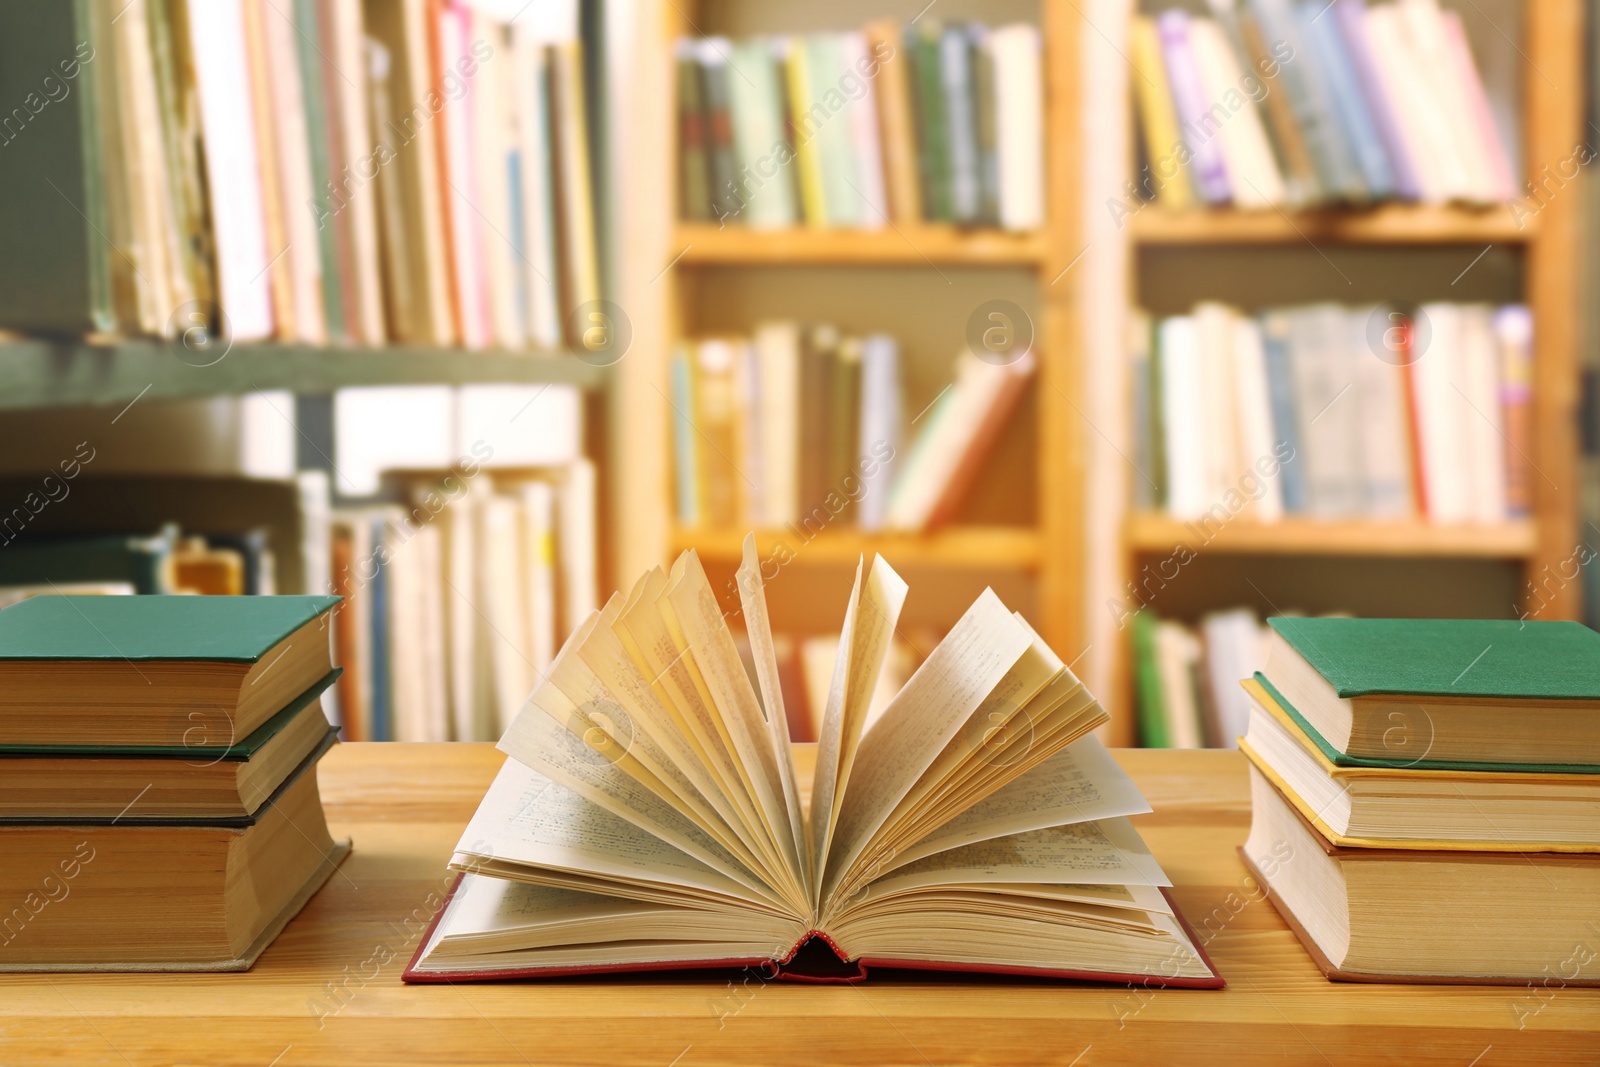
[0,0,1588,748]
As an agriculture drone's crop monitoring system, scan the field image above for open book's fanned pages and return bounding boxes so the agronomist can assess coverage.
[406,536,1223,986]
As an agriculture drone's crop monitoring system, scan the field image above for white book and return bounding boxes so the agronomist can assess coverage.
[1348,307,1414,518]
[727,38,798,228]
[1394,0,1498,203]
[857,334,901,532]
[1199,610,1266,750]
[556,458,599,640]
[1411,303,1472,523]
[753,322,801,527]
[468,13,524,349]
[1230,318,1283,522]
[839,33,889,228]
[185,0,274,341]
[520,481,557,685]
[512,24,562,349]
[384,512,425,742]
[414,519,450,741]
[1155,622,1203,750]
[988,24,1043,231]
[262,0,327,343]
[1195,303,1245,508]
[444,481,487,741]
[1158,316,1208,520]
[1289,306,1365,518]
[1187,19,1285,207]
[1361,6,1450,204]
[1458,304,1508,523]
[734,341,764,527]
[480,493,532,738]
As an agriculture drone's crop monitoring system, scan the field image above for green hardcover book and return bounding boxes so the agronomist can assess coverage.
[1131,610,1171,749]
[0,531,177,593]
[1264,617,1600,766]
[804,34,861,227]
[0,0,114,333]
[292,0,347,339]
[675,43,710,221]
[0,594,340,747]
[911,22,951,221]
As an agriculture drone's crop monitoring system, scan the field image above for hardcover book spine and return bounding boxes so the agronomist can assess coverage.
[676,44,710,221]
[1155,10,1231,205]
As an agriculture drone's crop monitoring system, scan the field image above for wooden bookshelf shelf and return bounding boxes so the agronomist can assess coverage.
[0,340,604,411]
[1125,514,1540,559]
[1128,203,1533,245]
[671,525,1043,569]
[672,224,1047,266]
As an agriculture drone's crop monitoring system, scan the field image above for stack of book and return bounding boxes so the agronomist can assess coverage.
[672,326,1032,533]
[0,0,598,349]
[1131,608,1268,749]
[1132,302,1532,524]
[1239,616,1600,984]
[1130,0,1516,210]
[404,539,1223,986]
[0,595,348,972]
[677,20,1043,230]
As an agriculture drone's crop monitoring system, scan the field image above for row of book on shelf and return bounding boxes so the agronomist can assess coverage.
[4,0,598,350]
[0,594,349,970]
[677,19,1043,230]
[1131,302,1533,524]
[1130,0,1517,211]
[671,325,1032,534]
[1240,616,1600,983]
[327,461,597,744]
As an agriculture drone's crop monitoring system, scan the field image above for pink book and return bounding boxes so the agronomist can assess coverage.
[1440,10,1515,201]
[438,1,490,348]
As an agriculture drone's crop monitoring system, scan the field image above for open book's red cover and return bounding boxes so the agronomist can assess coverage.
[401,874,1226,987]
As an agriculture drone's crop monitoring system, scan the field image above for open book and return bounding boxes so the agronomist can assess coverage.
[405,538,1221,985]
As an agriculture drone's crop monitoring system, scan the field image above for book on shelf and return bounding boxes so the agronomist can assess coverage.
[676,19,1042,232]
[671,327,1029,534]
[0,0,600,349]
[1129,0,1517,211]
[1130,608,1270,749]
[327,462,598,743]
[405,537,1223,985]
[0,594,348,973]
[1134,301,1532,525]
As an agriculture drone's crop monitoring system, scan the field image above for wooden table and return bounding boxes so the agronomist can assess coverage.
[3,744,1596,1066]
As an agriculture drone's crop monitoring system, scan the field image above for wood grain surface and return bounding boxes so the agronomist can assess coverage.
[2,743,1595,1066]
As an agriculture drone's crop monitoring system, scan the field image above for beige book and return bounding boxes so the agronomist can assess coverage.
[407,536,1220,986]
[327,0,387,342]
[240,0,294,339]
[260,0,328,342]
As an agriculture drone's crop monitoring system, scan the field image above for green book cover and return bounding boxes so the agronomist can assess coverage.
[0,0,113,333]
[911,23,951,221]
[676,48,710,221]
[1131,610,1171,748]
[1268,617,1600,700]
[1253,673,1600,774]
[0,668,340,757]
[0,594,339,661]
[0,532,176,594]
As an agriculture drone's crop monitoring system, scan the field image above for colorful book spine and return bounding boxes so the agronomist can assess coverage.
[1154,10,1230,205]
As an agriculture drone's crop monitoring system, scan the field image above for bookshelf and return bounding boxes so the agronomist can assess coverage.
[614,0,1085,662]
[1102,0,1585,744]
